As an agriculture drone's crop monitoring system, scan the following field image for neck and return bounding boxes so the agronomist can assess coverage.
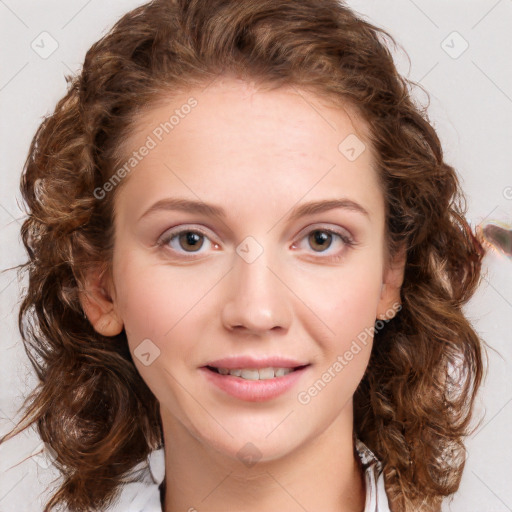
[160,407,365,512]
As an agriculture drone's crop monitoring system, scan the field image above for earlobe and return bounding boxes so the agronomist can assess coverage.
[79,267,124,337]
[376,245,406,320]
[376,284,402,320]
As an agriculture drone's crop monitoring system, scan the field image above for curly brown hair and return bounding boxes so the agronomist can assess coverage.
[2,0,486,511]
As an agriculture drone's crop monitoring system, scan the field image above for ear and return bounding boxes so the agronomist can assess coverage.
[78,265,124,337]
[376,244,406,320]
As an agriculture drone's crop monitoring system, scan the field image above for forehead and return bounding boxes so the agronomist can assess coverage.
[112,78,383,225]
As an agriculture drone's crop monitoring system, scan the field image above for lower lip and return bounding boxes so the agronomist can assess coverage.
[199,366,310,402]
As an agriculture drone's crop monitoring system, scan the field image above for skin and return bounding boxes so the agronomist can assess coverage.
[80,76,405,512]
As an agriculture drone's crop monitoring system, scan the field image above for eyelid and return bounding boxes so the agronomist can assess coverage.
[157,222,356,259]
[295,222,353,241]
[158,222,353,243]
[157,224,218,245]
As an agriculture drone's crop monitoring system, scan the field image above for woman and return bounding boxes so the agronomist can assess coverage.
[1,0,485,510]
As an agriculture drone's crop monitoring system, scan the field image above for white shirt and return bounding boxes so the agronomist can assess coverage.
[105,439,391,512]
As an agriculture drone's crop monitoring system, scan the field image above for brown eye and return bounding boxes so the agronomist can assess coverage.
[159,227,214,256]
[292,225,355,263]
[308,230,333,252]
[177,231,205,252]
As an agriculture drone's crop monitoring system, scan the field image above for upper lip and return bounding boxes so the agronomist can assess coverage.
[204,356,310,369]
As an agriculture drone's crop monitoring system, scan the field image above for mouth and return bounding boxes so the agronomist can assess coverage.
[200,363,311,402]
[204,364,310,380]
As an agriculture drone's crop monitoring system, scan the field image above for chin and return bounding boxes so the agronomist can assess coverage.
[197,423,303,465]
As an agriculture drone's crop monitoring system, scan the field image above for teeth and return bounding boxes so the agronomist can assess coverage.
[241,369,260,380]
[258,367,275,379]
[215,367,295,380]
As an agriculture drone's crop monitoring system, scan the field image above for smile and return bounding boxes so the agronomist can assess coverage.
[200,364,311,402]
[207,366,306,380]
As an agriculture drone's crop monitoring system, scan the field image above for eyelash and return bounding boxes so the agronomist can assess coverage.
[156,225,356,263]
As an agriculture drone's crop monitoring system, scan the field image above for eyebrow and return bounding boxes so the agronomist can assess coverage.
[137,197,370,223]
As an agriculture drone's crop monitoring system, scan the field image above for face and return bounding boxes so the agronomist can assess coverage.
[93,77,401,464]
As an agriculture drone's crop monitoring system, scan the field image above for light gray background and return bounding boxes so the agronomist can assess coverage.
[0,1,511,511]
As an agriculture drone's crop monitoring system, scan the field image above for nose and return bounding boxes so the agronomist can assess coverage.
[220,246,292,336]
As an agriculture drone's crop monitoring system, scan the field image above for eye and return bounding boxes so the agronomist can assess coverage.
[156,224,356,262]
[292,226,356,261]
[157,226,218,257]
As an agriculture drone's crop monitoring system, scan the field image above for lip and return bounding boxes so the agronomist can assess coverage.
[199,365,311,402]
[204,356,309,369]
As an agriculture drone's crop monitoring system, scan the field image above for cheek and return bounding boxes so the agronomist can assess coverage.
[112,261,191,405]
[295,272,380,416]
[300,261,383,346]
[115,271,167,341]
[112,254,212,372]
[113,247,194,336]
